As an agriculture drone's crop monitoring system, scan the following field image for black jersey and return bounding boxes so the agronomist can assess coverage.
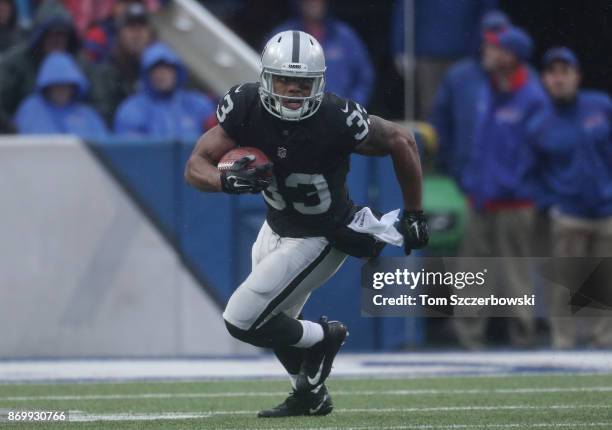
[216,82,370,237]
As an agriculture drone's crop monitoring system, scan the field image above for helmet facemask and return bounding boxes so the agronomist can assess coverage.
[259,70,325,121]
[259,30,327,121]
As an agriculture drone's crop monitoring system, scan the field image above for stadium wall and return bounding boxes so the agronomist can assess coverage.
[0,136,254,358]
[0,136,423,357]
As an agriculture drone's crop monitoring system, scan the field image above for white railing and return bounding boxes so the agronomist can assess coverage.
[152,0,260,95]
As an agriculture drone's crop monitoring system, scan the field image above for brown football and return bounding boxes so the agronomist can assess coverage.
[217,147,273,177]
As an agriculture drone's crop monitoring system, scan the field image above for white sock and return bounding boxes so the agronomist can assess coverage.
[293,320,324,348]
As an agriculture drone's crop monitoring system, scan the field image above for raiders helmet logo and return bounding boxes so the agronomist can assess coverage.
[277,147,287,158]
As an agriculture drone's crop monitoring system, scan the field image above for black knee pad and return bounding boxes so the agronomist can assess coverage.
[224,319,261,346]
[224,319,276,348]
[224,314,303,348]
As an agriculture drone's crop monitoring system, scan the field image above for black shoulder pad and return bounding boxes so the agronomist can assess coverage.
[216,82,260,140]
[323,93,371,149]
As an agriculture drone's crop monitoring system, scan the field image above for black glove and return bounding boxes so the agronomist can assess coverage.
[397,209,429,255]
[220,155,273,194]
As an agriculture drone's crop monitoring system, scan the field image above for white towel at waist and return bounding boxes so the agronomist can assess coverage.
[347,207,404,246]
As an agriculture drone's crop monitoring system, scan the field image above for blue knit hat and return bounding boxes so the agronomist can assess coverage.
[485,26,533,61]
[543,47,579,68]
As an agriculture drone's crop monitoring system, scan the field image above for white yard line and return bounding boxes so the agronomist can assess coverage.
[2,351,612,382]
[205,424,612,430]
[65,404,611,422]
[4,386,612,401]
[339,404,610,413]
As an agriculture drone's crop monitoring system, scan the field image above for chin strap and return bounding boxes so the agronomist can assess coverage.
[277,100,310,120]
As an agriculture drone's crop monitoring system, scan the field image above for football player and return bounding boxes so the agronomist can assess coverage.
[185,30,428,417]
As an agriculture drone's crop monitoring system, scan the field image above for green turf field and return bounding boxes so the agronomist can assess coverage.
[1,373,612,429]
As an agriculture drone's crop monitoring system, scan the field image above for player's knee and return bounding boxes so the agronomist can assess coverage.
[224,318,247,341]
[224,318,269,347]
[222,300,253,334]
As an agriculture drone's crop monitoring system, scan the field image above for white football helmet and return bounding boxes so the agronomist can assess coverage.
[259,30,326,121]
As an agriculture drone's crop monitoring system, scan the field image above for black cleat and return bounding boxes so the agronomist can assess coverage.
[257,384,333,418]
[296,316,348,393]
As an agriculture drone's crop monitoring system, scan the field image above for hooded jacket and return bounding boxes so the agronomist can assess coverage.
[461,68,549,210]
[529,90,612,218]
[14,52,108,139]
[429,12,511,183]
[113,42,215,141]
[0,2,85,120]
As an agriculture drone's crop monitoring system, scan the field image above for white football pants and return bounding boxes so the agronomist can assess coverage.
[223,221,347,331]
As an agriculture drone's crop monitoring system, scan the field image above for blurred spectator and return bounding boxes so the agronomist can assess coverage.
[14,52,108,138]
[430,10,510,184]
[268,0,374,106]
[529,47,612,348]
[392,0,500,118]
[454,27,548,349]
[81,0,158,62]
[63,0,160,36]
[88,3,154,123]
[0,0,28,53]
[114,42,215,140]
[0,1,95,129]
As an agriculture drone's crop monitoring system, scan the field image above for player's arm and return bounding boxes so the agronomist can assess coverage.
[185,125,236,192]
[355,115,422,210]
[354,115,429,254]
[185,125,272,194]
